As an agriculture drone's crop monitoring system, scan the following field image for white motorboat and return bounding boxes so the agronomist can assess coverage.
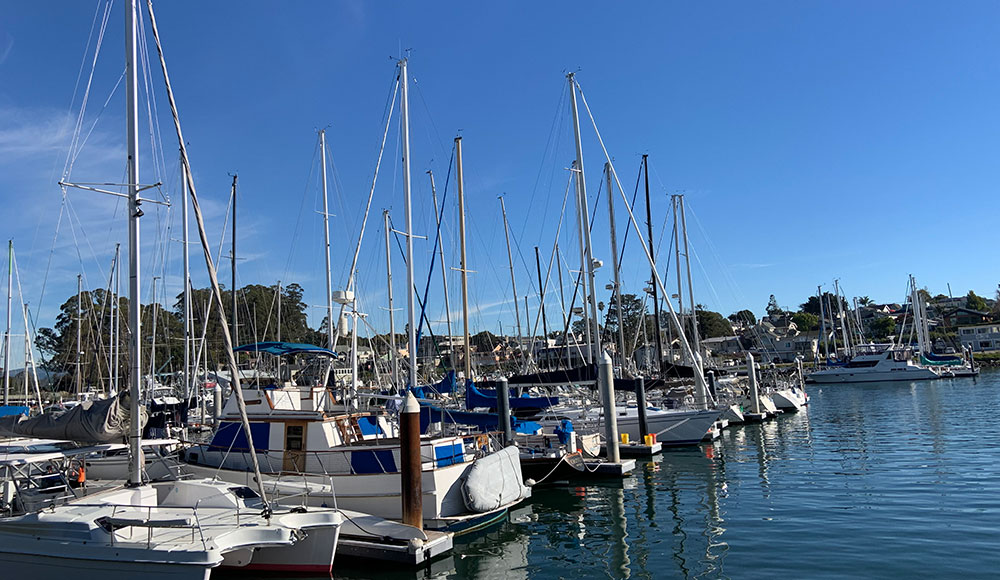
[181,370,529,532]
[771,387,809,411]
[808,344,938,384]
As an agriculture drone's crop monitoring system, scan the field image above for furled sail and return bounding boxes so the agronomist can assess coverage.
[0,392,145,443]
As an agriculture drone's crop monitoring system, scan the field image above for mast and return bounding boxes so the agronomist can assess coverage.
[230,174,238,351]
[182,160,191,402]
[679,195,700,360]
[125,0,142,485]
[556,242,570,366]
[643,155,663,371]
[320,130,334,350]
[568,73,601,362]
[76,274,82,395]
[672,196,684,359]
[500,197,522,351]
[429,172,454,365]
[605,164,626,370]
[276,280,281,382]
[456,136,471,381]
[400,59,417,390]
[534,246,549,341]
[834,279,850,355]
[384,210,398,389]
[113,244,120,394]
[3,240,10,406]
[818,285,829,361]
[571,160,592,363]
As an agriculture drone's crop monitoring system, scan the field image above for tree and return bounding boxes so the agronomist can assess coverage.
[469,331,501,352]
[800,292,848,316]
[857,296,872,307]
[967,290,987,312]
[791,312,819,331]
[603,293,646,356]
[696,310,733,339]
[729,309,756,326]
[766,295,783,317]
[870,317,896,339]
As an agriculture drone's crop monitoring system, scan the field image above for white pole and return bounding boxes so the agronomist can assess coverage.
[568,74,601,361]
[113,244,120,395]
[400,59,417,391]
[125,0,143,486]
[500,197,522,355]
[182,159,191,403]
[429,172,454,368]
[605,164,626,370]
[76,274,83,394]
[456,136,471,381]
[679,195,700,360]
[320,130,334,350]
[571,161,592,364]
[384,210,398,389]
[3,240,11,406]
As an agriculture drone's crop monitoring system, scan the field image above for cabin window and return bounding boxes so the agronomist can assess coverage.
[286,425,304,451]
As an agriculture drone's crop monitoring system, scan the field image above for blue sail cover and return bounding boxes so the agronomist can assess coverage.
[233,341,338,357]
[419,403,541,436]
[408,370,458,398]
[465,381,559,411]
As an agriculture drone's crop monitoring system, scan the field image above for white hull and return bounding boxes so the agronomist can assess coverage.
[809,368,938,383]
[0,551,211,580]
[544,407,720,446]
[771,388,808,411]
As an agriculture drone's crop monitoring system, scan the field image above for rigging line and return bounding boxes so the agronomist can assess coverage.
[280,136,320,282]
[69,68,126,175]
[617,157,644,268]
[36,199,67,313]
[518,82,569,242]
[332,72,400,350]
[63,0,113,181]
[527,171,574,342]
[413,142,455,348]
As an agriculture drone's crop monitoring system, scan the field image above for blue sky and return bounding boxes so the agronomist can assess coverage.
[1,1,998,356]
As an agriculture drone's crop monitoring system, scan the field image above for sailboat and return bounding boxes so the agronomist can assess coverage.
[0,1,343,576]
[180,59,528,533]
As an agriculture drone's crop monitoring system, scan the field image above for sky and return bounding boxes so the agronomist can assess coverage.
[1,0,999,361]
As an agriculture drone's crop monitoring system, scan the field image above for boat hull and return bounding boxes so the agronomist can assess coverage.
[809,368,938,383]
[0,550,213,580]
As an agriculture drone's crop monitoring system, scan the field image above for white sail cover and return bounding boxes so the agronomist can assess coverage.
[0,393,144,443]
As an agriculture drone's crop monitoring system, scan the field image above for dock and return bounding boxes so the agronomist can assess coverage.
[334,510,454,566]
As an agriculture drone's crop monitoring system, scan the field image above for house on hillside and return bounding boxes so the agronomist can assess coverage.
[941,308,991,329]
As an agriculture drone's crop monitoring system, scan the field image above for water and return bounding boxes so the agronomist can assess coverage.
[310,370,1000,579]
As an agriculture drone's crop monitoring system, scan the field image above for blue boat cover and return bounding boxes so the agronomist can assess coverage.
[465,381,559,411]
[234,341,338,357]
[0,406,29,418]
[408,370,458,398]
[419,403,541,436]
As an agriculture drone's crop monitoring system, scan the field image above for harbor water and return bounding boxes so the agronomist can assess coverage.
[285,370,1000,579]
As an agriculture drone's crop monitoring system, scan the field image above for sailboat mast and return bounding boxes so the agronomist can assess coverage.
[679,195,700,360]
[400,59,417,390]
[113,244,120,394]
[182,159,191,401]
[568,73,601,362]
[3,240,11,406]
[125,0,142,486]
[500,196,522,350]
[320,130,334,350]
[605,164,626,369]
[534,246,549,341]
[672,196,684,350]
[230,174,238,350]
[818,285,829,361]
[643,155,663,370]
[384,210,398,389]
[76,274,82,395]
[429,172,454,362]
[456,136,471,381]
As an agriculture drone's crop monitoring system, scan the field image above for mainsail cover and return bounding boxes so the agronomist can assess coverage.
[0,392,145,443]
